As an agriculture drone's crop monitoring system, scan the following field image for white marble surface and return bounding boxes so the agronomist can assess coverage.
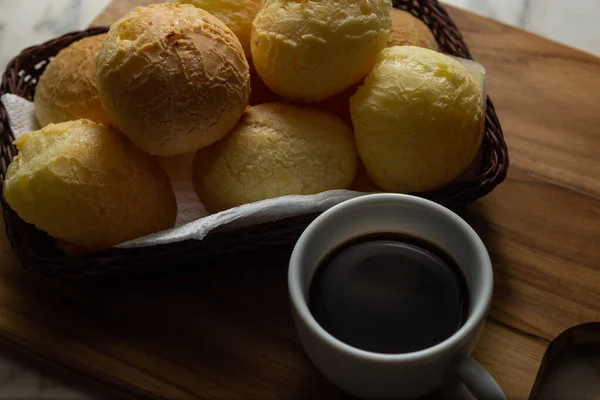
[443,0,600,56]
[0,0,109,70]
[0,0,599,398]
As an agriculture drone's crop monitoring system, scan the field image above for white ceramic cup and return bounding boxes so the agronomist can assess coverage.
[288,194,505,399]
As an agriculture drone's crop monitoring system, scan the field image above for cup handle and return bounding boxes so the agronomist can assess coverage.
[452,356,506,400]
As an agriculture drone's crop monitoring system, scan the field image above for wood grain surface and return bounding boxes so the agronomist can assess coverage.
[0,2,599,399]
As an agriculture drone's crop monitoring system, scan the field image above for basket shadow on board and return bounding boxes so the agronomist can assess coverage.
[0,0,508,278]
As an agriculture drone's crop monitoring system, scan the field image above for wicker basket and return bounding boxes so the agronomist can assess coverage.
[0,0,508,278]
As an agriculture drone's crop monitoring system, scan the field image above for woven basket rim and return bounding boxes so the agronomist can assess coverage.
[0,0,509,278]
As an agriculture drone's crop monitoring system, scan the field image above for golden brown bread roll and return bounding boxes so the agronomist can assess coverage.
[169,0,273,104]
[389,10,439,50]
[3,120,177,251]
[350,46,484,193]
[251,0,392,102]
[96,3,250,156]
[34,34,112,127]
[193,102,358,212]
[170,0,260,58]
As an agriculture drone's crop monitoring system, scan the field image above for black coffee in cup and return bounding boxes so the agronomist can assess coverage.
[308,232,470,354]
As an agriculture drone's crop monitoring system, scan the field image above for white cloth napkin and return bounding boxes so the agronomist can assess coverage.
[1,93,365,248]
[2,94,39,136]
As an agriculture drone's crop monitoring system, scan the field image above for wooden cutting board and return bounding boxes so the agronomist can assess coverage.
[0,3,599,399]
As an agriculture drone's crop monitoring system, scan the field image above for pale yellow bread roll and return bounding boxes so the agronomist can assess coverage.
[389,9,439,50]
[3,120,177,251]
[171,0,260,58]
[350,46,484,193]
[251,0,392,103]
[193,102,358,212]
[34,34,112,127]
[96,3,250,156]
[320,8,441,129]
